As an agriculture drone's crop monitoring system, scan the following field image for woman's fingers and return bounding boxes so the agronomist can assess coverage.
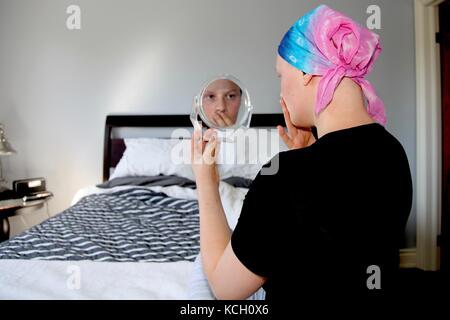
[203,128,216,141]
[203,134,218,164]
[213,114,226,127]
[213,112,233,127]
[192,128,218,164]
[277,125,293,149]
[209,117,219,126]
[280,99,297,134]
[218,112,233,127]
[203,129,218,164]
[192,129,203,162]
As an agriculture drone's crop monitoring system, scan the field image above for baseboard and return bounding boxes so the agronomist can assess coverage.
[400,248,417,268]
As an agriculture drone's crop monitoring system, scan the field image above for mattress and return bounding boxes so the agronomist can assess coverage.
[0,181,249,299]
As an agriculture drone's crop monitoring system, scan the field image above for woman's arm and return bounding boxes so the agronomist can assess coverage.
[196,177,230,279]
[192,129,266,299]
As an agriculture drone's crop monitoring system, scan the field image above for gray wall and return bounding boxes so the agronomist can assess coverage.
[0,0,416,247]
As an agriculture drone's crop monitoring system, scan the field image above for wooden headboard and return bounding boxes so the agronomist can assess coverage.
[103,114,286,182]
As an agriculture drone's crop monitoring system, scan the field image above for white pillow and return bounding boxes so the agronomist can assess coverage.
[110,130,287,181]
[110,138,194,180]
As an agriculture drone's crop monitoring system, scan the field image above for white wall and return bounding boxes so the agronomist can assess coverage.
[0,0,417,247]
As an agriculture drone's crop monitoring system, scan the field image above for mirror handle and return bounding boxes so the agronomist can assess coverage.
[190,96,202,131]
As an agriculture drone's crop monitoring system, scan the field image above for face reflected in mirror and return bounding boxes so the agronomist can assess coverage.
[201,79,242,128]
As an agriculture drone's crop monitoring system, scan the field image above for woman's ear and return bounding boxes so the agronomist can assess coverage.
[303,73,314,86]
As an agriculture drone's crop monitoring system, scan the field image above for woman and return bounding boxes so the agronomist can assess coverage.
[191,4,412,304]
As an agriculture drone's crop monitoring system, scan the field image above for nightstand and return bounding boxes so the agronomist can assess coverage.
[0,196,52,241]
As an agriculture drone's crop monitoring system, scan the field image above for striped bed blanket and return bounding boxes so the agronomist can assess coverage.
[0,188,200,262]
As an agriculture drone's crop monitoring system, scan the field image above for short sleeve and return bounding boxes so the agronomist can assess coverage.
[231,155,282,278]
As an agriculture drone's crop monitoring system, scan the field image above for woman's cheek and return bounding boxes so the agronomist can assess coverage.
[228,101,240,117]
[280,78,293,103]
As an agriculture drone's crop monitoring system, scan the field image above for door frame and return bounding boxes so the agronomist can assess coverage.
[414,0,444,270]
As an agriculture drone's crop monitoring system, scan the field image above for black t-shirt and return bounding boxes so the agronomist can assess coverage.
[231,123,413,302]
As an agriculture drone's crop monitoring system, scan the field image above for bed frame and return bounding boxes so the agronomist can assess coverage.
[103,114,286,181]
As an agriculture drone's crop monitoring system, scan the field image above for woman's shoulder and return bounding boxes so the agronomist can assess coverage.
[255,147,314,180]
[278,144,317,163]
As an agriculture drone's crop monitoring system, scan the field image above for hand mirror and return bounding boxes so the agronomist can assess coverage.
[191,75,253,131]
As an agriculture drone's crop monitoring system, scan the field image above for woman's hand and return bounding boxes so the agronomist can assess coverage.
[211,112,233,128]
[191,127,220,188]
[277,98,316,149]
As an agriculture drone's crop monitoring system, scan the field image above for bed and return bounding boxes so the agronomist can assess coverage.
[0,114,285,299]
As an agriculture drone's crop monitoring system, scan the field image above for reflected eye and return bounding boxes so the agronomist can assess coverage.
[205,94,215,100]
[226,92,239,100]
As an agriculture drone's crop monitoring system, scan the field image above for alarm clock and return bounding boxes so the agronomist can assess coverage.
[13,178,47,197]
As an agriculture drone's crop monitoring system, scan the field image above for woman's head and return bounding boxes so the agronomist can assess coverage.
[202,79,242,127]
[277,4,386,127]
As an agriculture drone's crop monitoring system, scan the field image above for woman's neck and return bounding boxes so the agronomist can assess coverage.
[313,78,375,139]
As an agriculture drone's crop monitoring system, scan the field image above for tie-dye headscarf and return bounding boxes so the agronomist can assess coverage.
[278,5,386,125]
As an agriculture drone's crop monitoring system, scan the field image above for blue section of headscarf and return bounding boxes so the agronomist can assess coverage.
[277,5,332,74]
